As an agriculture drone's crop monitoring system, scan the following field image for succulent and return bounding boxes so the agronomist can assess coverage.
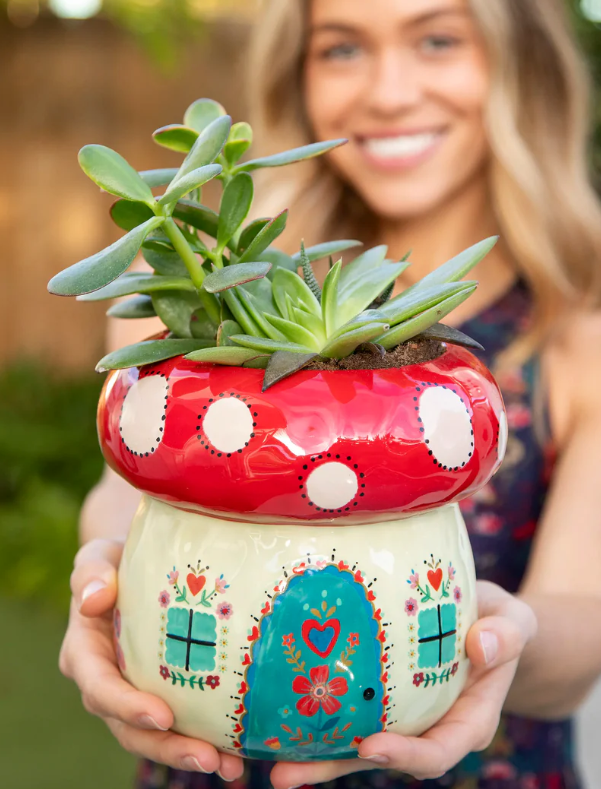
[48,98,497,390]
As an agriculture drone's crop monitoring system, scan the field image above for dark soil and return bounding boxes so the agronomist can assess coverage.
[307,337,445,371]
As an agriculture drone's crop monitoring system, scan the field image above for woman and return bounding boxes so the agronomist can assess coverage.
[59,0,601,787]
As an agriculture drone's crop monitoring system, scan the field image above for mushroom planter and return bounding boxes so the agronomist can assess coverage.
[99,342,506,761]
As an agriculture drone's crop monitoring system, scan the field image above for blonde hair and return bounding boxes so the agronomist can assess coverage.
[246,0,601,375]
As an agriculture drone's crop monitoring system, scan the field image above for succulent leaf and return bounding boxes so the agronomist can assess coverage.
[417,323,484,351]
[203,262,272,294]
[300,241,322,303]
[379,281,476,325]
[328,309,389,341]
[291,305,327,345]
[378,284,477,350]
[97,339,214,372]
[106,295,156,320]
[190,309,218,340]
[239,276,278,315]
[224,122,253,166]
[338,246,389,289]
[231,335,313,354]
[79,144,156,207]
[335,260,410,329]
[151,290,203,338]
[238,219,271,255]
[76,272,196,302]
[173,115,231,185]
[159,164,222,206]
[48,217,164,297]
[260,248,298,278]
[320,322,390,359]
[217,320,243,347]
[110,199,155,232]
[235,288,284,341]
[142,242,189,278]
[272,268,321,320]
[264,313,322,351]
[184,98,227,134]
[217,172,254,252]
[321,258,342,334]
[185,346,269,366]
[234,139,347,173]
[139,168,180,188]
[221,288,262,336]
[263,351,319,391]
[153,124,199,154]
[238,210,288,263]
[171,200,220,239]
[292,239,362,264]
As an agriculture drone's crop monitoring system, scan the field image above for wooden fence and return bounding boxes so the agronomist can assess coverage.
[0,15,248,373]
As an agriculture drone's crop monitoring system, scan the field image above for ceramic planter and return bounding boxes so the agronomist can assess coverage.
[98,343,507,761]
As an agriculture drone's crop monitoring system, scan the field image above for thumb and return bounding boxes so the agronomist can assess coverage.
[70,539,124,617]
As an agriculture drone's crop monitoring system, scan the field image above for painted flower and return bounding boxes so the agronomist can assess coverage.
[408,649,417,660]
[113,608,122,639]
[448,564,456,581]
[159,665,170,680]
[453,586,463,603]
[451,662,459,676]
[219,652,227,662]
[350,736,364,749]
[215,574,229,594]
[167,568,179,585]
[221,626,229,635]
[206,675,220,689]
[216,601,233,620]
[408,663,416,671]
[158,590,170,608]
[408,570,419,589]
[347,633,360,647]
[405,598,418,616]
[282,633,295,647]
[408,623,416,633]
[292,665,348,716]
[278,705,293,719]
[264,737,281,750]
[413,672,425,687]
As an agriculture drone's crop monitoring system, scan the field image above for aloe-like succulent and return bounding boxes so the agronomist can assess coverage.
[48,97,497,390]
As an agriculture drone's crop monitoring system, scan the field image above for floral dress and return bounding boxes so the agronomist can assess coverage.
[135,278,582,789]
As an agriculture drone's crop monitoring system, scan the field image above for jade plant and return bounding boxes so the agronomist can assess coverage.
[48,98,496,389]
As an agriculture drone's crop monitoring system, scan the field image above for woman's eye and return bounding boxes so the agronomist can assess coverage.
[420,35,461,53]
[321,42,361,61]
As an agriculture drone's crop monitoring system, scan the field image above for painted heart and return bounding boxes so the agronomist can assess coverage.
[241,653,251,666]
[233,723,243,733]
[234,703,245,715]
[428,568,443,591]
[187,573,206,596]
[247,626,259,642]
[367,590,376,602]
[301,618,340,658]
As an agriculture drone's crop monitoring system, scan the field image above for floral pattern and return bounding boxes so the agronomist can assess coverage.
[292,665,349,717]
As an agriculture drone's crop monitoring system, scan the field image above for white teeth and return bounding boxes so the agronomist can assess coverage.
[363,133,439,159]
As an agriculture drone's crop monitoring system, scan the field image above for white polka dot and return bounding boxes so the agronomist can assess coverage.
[203,397,254,453]
[306,462,358,509]
[419,387,472,469]
[497,410,508,465]
[120,375,168,455]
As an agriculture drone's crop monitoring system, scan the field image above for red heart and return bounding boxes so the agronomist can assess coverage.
[247,626,259,642]
[301,618,340,658]
[234,704,244,714]
[367,590,376,602]
[233,723,243,733]
[187,573,206,596]
[261,602,271,614]
[241,653,251,666]
[427,568,443,591]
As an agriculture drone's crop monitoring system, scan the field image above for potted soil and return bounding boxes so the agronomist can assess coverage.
[49,99,507,762]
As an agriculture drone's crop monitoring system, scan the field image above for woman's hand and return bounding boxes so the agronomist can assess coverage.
[59,538,245,781]
[269,580,538,789]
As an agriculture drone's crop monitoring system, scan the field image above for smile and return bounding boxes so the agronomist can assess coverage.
[358,131,445,170]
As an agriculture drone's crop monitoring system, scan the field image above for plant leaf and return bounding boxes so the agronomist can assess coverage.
[153,124,199,154]
[190,308,218,340]
[173,115,232,185]
[159,164,222,206]
[236,288,284,341]
[97,339,214,372]
[335,261,409,328]
[240,276,278,315]
[417,323,484,351]
[223,121,253,166]
[292,239,362,264]
[217,320,242,347]
[272,268,321,320]
[77,272,196,301]
[221,288,261,336]
[379,281,475,325]
[328,309,388,341]
[217,172,254,251]
[151,290,202,338]
[106,295,156,319]
[110,199,155,231]
[238,219,270,255]
[320,322,390,359]
[378,284,477,350]
[79,144,155,206]
[291,305,327,345]
[402,237,499,296]
[139,168,179,188]
[299,240,322,302]
[142,243,189,278]
[204,262,271,293]
[184,98,227,134]
[321,258,342,335]
[262,351,318,391]
[231,335,313,354]
[259,248,298,278]
[338,246,389,293]
[264,313,322,351]
[172,200,220,238]
[48,217,164,297]
[185,346,269,366]
[238,210,288,263]
[235,139,347,173]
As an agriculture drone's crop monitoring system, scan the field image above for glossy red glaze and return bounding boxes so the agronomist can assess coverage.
[97,344,506,524]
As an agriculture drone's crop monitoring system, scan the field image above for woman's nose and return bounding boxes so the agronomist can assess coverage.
[366,49,423,115]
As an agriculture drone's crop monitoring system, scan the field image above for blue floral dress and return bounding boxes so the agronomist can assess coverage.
[135,278,582,789]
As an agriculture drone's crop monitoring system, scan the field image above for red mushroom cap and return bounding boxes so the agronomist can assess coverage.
[97,344,507,523]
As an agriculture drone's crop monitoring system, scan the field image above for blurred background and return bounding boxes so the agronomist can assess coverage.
[0,1,600,787]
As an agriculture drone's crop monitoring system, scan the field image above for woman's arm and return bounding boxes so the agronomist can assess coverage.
[506,311,601,718]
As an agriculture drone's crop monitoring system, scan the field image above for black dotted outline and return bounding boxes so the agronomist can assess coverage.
[415,382,473,472]
[297,453,365,514]
[119,371,168,457]
[196,392,257,458]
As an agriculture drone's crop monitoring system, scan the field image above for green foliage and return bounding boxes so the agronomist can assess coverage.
[48,96,498,389]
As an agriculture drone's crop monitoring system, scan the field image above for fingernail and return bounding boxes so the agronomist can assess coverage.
[217,770,235,782]
[480,631,499,664]
[80,579,107,605]
[181,756,210,773]
[359,754,389,765]
[138,714,169,731]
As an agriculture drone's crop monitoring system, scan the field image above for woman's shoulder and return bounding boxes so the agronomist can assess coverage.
[541,308,601,452]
